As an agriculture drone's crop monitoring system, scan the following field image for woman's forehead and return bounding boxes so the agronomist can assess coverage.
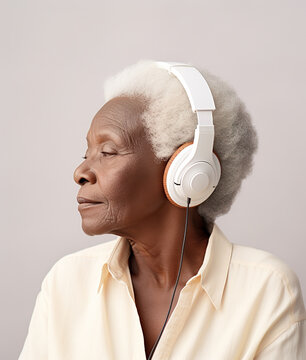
[88,96,148,148]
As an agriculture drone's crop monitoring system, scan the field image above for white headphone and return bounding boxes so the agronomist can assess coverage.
[155,61,221,208]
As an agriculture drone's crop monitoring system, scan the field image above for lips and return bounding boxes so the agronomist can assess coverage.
[77,197,103,204]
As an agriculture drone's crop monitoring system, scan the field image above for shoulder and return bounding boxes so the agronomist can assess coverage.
[229,242,306,322]
[40,237,120,294]
[227,242,306,354]
[231,242,300,285]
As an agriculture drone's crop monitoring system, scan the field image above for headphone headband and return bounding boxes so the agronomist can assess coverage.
[155,61,215,123]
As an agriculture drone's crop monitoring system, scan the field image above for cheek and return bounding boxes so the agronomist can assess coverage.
[97,157,165,216]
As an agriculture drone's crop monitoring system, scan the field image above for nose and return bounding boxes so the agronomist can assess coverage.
[73,162,96,186]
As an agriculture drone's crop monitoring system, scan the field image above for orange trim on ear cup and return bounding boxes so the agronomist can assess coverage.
[163,141,193,208]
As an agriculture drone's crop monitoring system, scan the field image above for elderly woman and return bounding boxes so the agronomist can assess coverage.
[19,60,306,360]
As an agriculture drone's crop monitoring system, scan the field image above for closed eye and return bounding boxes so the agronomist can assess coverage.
[82,152,116,160]
[101,152,116,157]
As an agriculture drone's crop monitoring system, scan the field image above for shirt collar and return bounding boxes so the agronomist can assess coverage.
[96,223,233,310]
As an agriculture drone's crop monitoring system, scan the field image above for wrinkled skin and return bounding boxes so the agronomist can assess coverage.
[73,96,210,357]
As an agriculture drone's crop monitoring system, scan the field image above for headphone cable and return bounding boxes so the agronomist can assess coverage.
[147,196,191,360]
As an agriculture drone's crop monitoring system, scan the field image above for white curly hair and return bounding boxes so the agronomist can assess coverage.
[103,59,258,230]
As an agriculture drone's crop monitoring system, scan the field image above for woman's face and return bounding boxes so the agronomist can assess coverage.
[73,96,168,236]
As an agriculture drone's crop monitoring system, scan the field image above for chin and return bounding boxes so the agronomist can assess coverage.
[81,222,108,237]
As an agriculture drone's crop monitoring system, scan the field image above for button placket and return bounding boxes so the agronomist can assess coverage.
[152,280,198,359]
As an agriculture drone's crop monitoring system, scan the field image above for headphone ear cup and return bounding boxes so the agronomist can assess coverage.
[163,141,194,208]
[212,151,221,187]
[163,143,222,208]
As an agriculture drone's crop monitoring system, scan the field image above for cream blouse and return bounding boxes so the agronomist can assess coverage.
[19,223,306,359]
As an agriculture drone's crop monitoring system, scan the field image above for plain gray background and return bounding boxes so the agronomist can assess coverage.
[1,1,305,359]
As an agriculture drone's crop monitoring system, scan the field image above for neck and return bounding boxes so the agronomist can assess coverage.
[123,203,210,291]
